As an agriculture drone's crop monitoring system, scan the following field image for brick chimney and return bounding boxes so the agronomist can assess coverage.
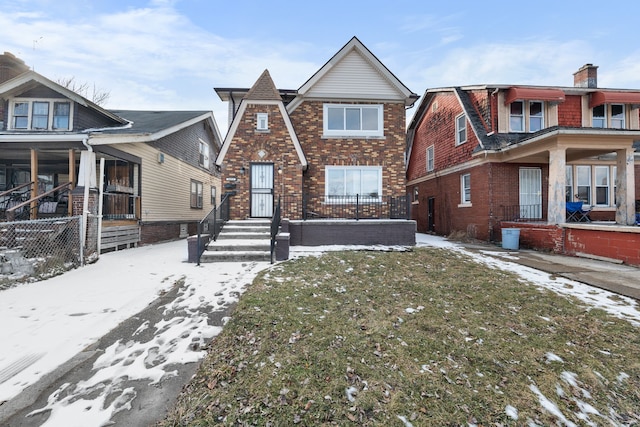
[573,63,598,88]
[0,52,29,84]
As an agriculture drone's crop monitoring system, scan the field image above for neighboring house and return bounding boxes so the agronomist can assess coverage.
[0,52,222,252]
[406,64,640,264]
[215,37,418,227]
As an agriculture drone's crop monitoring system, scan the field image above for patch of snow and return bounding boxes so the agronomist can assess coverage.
[397,415,414,427]
[529,384,577,427]
[345,386,357,402]
[505,404,518,420]
[545,352,564,363]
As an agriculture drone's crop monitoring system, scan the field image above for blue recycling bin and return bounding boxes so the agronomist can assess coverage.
[502,228,520,250]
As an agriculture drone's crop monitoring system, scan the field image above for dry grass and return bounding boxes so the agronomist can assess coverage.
[159,248,640,426]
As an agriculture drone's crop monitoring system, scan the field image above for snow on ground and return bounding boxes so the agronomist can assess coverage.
[0,233,638,426]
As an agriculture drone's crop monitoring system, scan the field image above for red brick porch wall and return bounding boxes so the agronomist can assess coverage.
[501,222,640,267]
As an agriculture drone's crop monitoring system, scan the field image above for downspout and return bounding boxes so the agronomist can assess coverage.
[81,137,91,249]
[97,157,105,255]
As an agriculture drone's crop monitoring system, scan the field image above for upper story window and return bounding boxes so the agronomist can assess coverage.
[592,104,625,129]
[323,104,383,137]
[10,99,72,131]
[426,145,434,172]
[256,113,268,131]
[198,139,210,168]
[510,101,544,132]
[455,114,467,145]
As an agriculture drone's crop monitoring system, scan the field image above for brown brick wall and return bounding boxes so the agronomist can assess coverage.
[290,101,407,197]
[221,102,303,220]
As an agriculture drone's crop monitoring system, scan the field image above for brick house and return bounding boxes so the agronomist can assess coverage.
[215,37,418,228]
[0,52,222,252]
[406,64,640,265]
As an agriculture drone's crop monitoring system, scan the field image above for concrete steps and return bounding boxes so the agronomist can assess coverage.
[200,220,272,262]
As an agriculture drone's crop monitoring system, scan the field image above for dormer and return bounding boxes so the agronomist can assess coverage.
[497,87,565,133]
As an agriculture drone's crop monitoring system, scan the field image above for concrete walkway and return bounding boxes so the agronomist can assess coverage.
[459,241,640,300]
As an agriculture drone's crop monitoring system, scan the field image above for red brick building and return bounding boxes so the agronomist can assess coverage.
[406,64,640,264]
[215,37,418,221]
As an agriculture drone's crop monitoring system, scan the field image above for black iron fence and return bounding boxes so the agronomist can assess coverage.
[501,204,544,222]
[196,194,230,265]
[270,197,281,264]
[279,194,410,220]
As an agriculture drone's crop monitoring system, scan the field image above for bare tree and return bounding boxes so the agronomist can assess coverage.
[56,76,110,106]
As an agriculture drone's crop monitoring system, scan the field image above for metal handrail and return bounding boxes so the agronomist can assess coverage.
[196,194,230,265]
[270,196,281,264]
[5,182,71,221]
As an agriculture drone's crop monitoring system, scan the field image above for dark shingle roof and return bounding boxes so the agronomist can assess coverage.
[103,110,210,134]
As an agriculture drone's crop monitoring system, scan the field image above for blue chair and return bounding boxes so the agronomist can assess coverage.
[566,202,591,222]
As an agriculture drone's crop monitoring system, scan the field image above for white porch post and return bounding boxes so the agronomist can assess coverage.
[548,147,566,224]
[615,147,636,225]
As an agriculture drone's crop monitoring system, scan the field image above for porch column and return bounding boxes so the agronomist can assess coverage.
[30,149,38,219]
[547,147,566,224]
[615,147,636,225]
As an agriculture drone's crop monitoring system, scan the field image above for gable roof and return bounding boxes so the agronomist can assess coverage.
[87,110,222,145]
[0,70,128,125]
[216,70,307,169]
[288,36,418,111]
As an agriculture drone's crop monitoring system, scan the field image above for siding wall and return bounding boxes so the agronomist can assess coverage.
[118,142,220,223]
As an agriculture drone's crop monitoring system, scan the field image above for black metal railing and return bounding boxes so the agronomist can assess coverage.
[196,194,230,265]
[501,204,544,222]
[4,182,72,221]
[270,197,281,264]
[278,194,410,220]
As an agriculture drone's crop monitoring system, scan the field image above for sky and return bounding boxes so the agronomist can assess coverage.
[1,235,639,425]
[2,0,640,136]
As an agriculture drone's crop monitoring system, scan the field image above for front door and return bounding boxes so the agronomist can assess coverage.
[519,167,542,219]
[427,197,435,232]
[250,163,274,217]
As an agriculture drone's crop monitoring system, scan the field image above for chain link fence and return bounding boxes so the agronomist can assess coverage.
[0,216,82,290]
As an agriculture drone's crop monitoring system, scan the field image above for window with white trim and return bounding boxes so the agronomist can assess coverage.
[510,100,544,132]
[566,165,618,207]
[198,139,210,168]
[190,179,203,209]
[461,173,471,204]
[9,99,72,131]
[592,104,625,128]
[325,166,382,200]
[576,165,591,204]
[426,145,434,172]
[455,114,467,145]
[595,166,609,205]
[323,104,383,137]
[257,113,268,131]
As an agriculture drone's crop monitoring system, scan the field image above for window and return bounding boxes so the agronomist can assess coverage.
[257,113,268,131]
[190,179,203,208]
[211,186,217,206]
[510,100,544,132]
[576,165,591,204]
[323,104,383,137]
[198,139,210,168]
[53,102,70,129]
[413,186,419,202]
[509,101,524,132]
[595,166,609,205]
[455,114,467,145]
[461,173,471,204]
[565,166,573,202]
[13,102,29,129]
[529,101,544,132]
[592,104,625,128]
[9,100,72,130]
[31,102,49,129]
[325,166,382,200]
[426,145,434,172]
